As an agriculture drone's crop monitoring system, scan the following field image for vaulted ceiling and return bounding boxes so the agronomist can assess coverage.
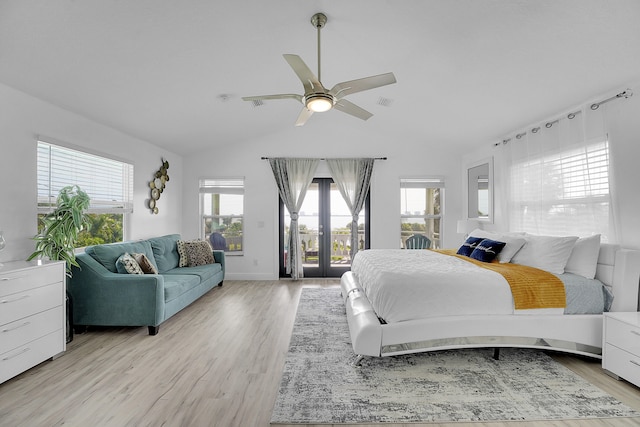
[1,0,639,155]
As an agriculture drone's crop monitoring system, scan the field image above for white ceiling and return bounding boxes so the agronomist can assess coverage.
[2,0,640,155]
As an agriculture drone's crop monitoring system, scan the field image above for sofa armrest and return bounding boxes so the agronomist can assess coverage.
[69,252,165,327]
[213,250,225,280]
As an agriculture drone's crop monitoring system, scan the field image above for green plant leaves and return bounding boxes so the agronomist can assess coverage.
[27,185,91,276]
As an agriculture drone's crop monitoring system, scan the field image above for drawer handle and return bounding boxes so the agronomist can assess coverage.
[631,330,640,337]
[2,347,30,361]
[631,360,640,368]
[0,276,25,281]
[1,294,30,304]
[1,321,31,333]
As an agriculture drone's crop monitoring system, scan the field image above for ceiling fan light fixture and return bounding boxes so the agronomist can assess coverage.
[305,93,334,112]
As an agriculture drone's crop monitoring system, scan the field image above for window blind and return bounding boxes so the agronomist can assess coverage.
[199,178,245,195]
[37,141,134,213]
[509,140,610,239]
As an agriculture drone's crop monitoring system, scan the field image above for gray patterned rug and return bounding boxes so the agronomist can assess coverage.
[271,287,640,424]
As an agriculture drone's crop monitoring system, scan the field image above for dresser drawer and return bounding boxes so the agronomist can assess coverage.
[0,282,64,326]
[0,329,64,384]
[605,316,640,356]
[0,307,64,354]
[603,343,640,387]
[0,262,65,297]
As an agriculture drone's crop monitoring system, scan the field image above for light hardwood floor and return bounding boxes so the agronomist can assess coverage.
[1,279,640,427]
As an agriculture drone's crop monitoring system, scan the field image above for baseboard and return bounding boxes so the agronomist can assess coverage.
[224,272,279,281]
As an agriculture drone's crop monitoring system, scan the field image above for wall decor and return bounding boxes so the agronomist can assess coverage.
[148,159,169,214]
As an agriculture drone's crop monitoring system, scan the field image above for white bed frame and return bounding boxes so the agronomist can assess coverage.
[341,244,640,364]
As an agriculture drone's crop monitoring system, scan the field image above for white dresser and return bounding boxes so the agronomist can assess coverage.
[0,260,66,384]
[603,312,640,387]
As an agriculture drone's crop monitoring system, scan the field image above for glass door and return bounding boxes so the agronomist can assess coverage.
[280,178,369,278]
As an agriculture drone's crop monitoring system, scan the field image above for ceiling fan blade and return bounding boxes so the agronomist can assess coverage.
[242,94,303,103]
[294,108,314,127]
[334,99,373,121]
[283,54,322,93]
[329,72,396,99]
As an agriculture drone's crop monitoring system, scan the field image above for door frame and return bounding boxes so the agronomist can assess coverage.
[278,178,370,278]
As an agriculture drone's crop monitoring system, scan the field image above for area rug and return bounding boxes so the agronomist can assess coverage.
[271,287,640,424]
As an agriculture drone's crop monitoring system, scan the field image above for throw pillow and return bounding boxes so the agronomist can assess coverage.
[510,234,579,275]
[177,240,189,267]
[115,252,143,275]
[131,253,159,274]
[183,240,215,267]
[456,236,485,257]
[467,228,526,263]
[564,234,601,279]
[470,239,506,263]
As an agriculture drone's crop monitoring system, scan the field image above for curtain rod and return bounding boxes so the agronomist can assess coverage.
[494,88,633,147]
[590,89,633,110]
[261,156,387,160]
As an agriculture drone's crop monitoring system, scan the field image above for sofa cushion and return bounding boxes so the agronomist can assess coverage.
[86,240,157,273]
[148,234,181,273]
[162,274,202,302]
[163,264,222,282]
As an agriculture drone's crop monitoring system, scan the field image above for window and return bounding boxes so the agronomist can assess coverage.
[509,139,611,239]
[37,140,133,246]
[400,178,444,248]
[200,178,244,254]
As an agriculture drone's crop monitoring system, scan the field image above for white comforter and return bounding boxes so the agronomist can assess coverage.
[351,249,516,323]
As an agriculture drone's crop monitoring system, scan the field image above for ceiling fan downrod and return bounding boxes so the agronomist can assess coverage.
[311,13,327,84]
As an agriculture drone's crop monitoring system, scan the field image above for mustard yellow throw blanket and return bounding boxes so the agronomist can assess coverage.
[435,249,566,310]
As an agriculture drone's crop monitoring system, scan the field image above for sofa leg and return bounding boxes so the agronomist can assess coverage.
[219,281,223,287]
[73,325,88,334]
[148,326,159,335]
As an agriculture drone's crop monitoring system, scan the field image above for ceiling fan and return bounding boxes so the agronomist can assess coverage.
[242,12,397,126]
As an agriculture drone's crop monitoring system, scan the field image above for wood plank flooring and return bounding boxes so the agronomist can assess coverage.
[1,279,640,427]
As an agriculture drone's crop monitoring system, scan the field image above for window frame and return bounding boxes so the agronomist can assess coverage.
[199,177,245,256]
[400,177,445,249]
[36,138,133,244]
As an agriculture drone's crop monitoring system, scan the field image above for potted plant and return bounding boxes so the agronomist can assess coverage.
[27,185,91,276]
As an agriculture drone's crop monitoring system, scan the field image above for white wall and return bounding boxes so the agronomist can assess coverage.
[0,83,183,264]
[5,78,638,281]
[182,126,463,280]
[462,84,640,250]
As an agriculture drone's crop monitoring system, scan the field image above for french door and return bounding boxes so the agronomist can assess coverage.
[279,178,369,278]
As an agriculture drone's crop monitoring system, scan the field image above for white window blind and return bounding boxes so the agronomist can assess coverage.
[509,140,611,239]
[37,141,134,213]
[199,178,245,195]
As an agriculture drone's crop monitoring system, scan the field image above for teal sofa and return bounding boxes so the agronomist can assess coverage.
[68,234,225,335]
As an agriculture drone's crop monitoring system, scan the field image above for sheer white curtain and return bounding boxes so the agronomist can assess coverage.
[269,158,319,279]
[504,105,616,242]
[326,158,375,259]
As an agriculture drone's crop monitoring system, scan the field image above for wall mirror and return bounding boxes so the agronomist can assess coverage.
[467,157,493,222]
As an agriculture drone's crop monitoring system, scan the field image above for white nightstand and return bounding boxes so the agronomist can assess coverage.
[603,312,640,387]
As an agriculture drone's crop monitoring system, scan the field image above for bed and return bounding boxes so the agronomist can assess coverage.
[341,234,640,365]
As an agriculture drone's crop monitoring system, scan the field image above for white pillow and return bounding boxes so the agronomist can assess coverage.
[510,234,579,275]
[467,229,526,263]
[564,234,601,279]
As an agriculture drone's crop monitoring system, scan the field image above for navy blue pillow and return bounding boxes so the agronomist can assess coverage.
[470,239,506,263]
[456,236,485,257]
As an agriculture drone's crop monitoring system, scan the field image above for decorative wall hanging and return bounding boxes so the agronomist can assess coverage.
[148,159,169,214]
